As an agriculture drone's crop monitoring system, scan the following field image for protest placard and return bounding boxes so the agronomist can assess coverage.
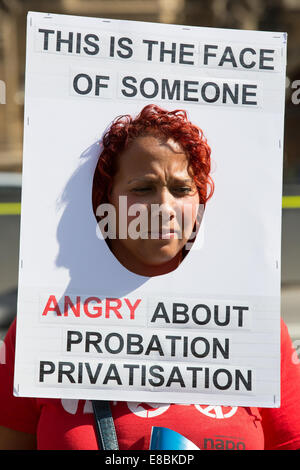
[14,11,287,407]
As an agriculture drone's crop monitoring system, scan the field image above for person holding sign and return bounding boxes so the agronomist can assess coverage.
[0,105,300,450]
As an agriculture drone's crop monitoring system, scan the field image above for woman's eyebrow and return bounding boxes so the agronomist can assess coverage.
[171,177,194,184]
[127,176,158,184]
[127,176,194,184]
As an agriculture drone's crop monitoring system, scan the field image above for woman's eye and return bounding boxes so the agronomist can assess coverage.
[130,186,193,195]
[173,187,192,194]
[132,187,152,193]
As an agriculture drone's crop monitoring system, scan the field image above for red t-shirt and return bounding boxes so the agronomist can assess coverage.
[1,318,300,450]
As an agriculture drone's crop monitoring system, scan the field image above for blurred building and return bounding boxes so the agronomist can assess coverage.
[0,0,300,181]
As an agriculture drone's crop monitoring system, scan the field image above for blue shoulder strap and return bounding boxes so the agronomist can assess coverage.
[92,400,119,450]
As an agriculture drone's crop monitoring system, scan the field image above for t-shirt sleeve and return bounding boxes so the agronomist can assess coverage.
[0,318,39,434]
[260,319,300,450]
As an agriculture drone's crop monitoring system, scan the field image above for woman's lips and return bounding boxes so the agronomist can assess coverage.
[147,229,180,239]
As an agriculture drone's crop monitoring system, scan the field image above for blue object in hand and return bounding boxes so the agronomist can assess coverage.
[150,426,200,450]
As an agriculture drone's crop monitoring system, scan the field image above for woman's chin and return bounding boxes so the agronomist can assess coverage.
[109,238,186,275]
[135,245,183,267]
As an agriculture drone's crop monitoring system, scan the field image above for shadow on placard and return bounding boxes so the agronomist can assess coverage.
[54,140,149,312]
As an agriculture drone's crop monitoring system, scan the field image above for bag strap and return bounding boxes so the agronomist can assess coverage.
[92,400,119,450]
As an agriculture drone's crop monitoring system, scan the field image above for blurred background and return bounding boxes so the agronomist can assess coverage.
[0,0,299,345]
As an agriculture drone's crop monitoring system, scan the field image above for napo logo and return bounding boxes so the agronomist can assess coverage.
[127,402,170,418]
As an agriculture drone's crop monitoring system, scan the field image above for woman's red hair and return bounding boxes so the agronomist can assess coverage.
[92,104,214,216]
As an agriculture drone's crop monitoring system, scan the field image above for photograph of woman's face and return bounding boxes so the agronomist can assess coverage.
[108,134,200,276]
[93,105,213,277]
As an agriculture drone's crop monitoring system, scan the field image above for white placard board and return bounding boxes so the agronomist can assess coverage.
[14,11,287,407]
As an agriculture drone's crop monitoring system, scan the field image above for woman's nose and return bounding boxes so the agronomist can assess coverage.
[153,187,177,219]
